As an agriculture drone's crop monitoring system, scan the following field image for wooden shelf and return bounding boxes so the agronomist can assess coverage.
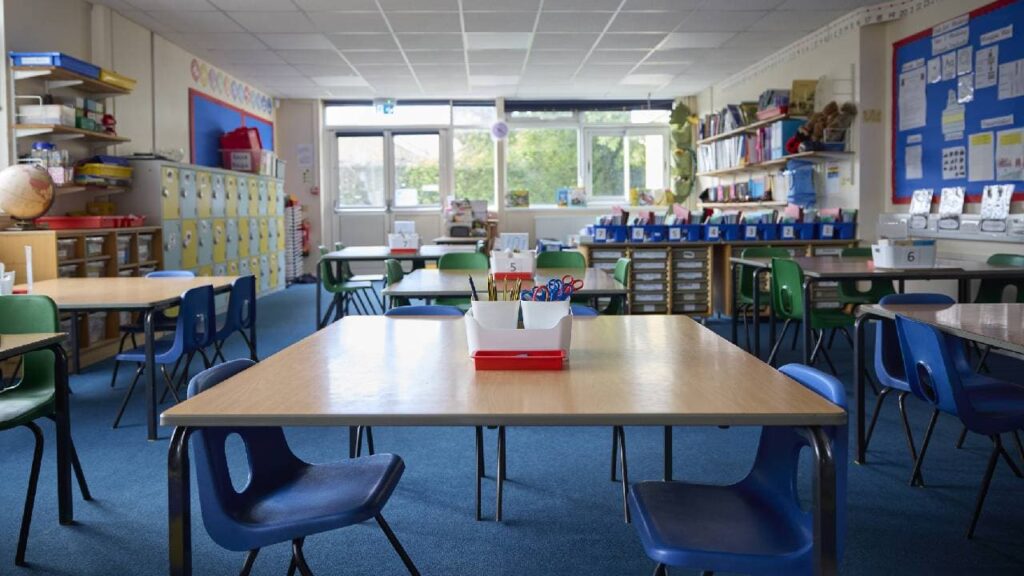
[699,200,788,209]
[12,66,132,95]
[85,255,111,262]
[55,184,128,197]
[14,124,130,144]
[696,113,807,146]
[696,151,853,178]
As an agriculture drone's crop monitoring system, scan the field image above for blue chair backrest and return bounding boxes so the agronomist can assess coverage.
[168,285,216,359]
[187,359,303,551]
[224,275,257,332]
[385,305,464,317]
[569,304,599,317]
[758,364,848,562]
[875,293,954,385]
[146,270,196,278]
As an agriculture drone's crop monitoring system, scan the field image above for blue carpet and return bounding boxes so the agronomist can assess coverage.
[1,284,1023,575]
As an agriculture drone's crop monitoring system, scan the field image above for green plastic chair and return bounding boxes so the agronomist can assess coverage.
[735,247,792,348]
[974,253,1024,303]
[436,252,488,309]
[384,258,411,309]
[333,242,385,285]
[600,257,631,315]
[0,295,91,566]
[319,246,379,323]
[536,250,586,270]
[837,247,895,305]
[766,258,855,374]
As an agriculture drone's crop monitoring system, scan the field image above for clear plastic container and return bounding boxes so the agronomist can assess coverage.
[85,261,106,278]
[116,236,131,265]
[56,238,77,260]
[58,263,78,278]
[85,236,105,257]
[139,265,156,276]
[117,268,134,277]
[87,312,107,345]
[138,234,153,263]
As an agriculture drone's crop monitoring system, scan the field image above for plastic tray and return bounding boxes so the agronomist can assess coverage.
[10,52,101,78]
[472,350,566,371]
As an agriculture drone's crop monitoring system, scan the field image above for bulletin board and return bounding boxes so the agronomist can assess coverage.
[892,0,1024,204]
[189,89,274,168]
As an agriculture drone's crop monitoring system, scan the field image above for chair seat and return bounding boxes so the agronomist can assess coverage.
[630,481,808,573]
[0,386,54,431]
[325,280,374,295]
[808,309,856,329]
[226,454,404,550]
[115,339,178,364]
[963,376,1024,415]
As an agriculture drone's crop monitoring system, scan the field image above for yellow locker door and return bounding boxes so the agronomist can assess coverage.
[181,220,198,268]
[250,256,260,285]
[268,180,278,215]
[225,175,238,217]
[276,218,286,251]
[258,218,269,253]
[213,219,226,263]
[248,178,259,215]
[161,166,180,219]
[269,256,278,288]
[199,265,213,277]
[196,171,212,218]
[227,260,239,275]
[238,218,250,258]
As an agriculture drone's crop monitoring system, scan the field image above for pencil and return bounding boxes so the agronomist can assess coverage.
[469,275,479,301]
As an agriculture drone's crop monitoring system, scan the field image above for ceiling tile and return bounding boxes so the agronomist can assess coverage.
[309,11,390,33]
[463,0,540,8]
[644,48,698,63]
[174,32,264,49]
[608,12,687,33]
[521,65,580,80]
[146,10,243,33]
[586,50,648,65]
[677,10,768,32]
[469,75,520,86]
[698,0,787,9]
[327,34,399,51]
[595,33,667,50]
[226,63,303,77]
[357,65,415,79]
[465,33,532,50]
[574,64,634,79]
[544,0,620,9]
[209,0,297,10]
[624,0,702,8]
[748,10,845,31]
[467,49,527,64]
[386,12,461,33]
[405,50,465,64]
[125,0,216,8]
[634,62,692,75]
[778,0,877,9]
[620,73,675,85]
[344,50,408,65]
[313,75,370,87]
[256,77,318,88]
[293,0,377,8]
[258,33,335,49]
[117,10,176,33]
[660,32,736,48]
[530,33,598,50]
[464,12,537,33]
[229,11,315,34]
[276,49,347,64]
[379,0,458,9]
[329,87,376,98]
[526,50,587,66]
[535,12,614,34]
[722,30,801,48]
[469,62,523,75]
[397,34,464,50]
[294,63,354,75]
[205,48,286,64]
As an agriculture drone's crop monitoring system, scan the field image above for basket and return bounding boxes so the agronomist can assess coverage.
[10,52,100,78]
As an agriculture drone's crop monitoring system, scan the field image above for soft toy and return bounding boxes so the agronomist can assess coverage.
[786,101,858,153]
[101,113,117,136]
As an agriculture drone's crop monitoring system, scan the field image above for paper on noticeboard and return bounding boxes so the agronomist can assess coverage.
[996,128,1024,180]
[906,145,923,180]
[899,65,927,132]
[968,132,995,182]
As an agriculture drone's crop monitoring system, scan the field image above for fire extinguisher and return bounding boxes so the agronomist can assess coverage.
[300,219,311,258]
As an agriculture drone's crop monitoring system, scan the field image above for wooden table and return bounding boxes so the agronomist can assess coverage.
[0,332,74,523]
[162,315,845,576]
[382,268,627,303]
[433,236,484,245]
[730,256,1024,364]
[21,277,238,440]
[853,303,1024,464]
[316,245,478,328]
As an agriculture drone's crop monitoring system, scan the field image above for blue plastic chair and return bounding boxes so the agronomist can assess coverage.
[865,293,955,468]
[111,285,215,429]
[187,360,419,576]
[629,364,847,576]
[569,304,599,317]
[384,305,465,317]
[212,275,257,363]
[895,315,1024,538]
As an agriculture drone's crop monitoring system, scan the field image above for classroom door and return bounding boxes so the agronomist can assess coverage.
[331,133,388,267]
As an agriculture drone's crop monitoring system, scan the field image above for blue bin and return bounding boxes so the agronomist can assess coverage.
[644,225,667,242]
[740,223,760,240]
[10,51,101,78]
[667,224,702,242]
[817,222,838,239]
[592,225,627,243]
[758,223,780,241]
[836,222,856,239]
[779,222,817,240]
[704,224,741,241]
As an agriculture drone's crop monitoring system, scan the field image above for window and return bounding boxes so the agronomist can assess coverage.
[453,130,495,204]
[586,130,667,202]
[324,103,450,127]
[334,131,444,210]
[335,134,385,209]
[452,105,496,126]
[506,128,579,206]
[581,109,671,124]
[393,133,441,208]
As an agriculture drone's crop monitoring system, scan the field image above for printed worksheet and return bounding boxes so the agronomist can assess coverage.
[998,58,1024,100]
[942,146,967,179]
[906,145,923,180]
[996,128,1024,180]
[957,46,973,75]
[976,45,999,89]
[899,66,927,131]
[968,132,995,182]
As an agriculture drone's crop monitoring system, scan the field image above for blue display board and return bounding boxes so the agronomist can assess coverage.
[189,89,274,168]
[892,0,1024,204]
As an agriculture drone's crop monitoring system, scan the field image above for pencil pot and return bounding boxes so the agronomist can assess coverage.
[521,300,571,330]
[470,301,520,329]
[464,308,572,356]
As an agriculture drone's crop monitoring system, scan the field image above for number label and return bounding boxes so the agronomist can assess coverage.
[906,250,916,262]
[669,228,681,241]
[708,226,719,239]
[782,226,795,239]
[632,227,645,241]
[821,224,834,238]
[745,225,757,239]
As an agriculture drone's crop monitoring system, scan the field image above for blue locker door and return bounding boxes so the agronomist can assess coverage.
[226,219,239,260]
[198,219,214,266]
[258,180,268,216]
[212,174,226,217]
[163,221,182,270]
[238,178,250,217]
[259,255,270,291]
[179,170,197,219]
[278,251,286,286]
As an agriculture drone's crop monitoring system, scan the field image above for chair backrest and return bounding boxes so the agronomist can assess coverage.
[840,247,871,258]
[0,295,60,393]
[738,247,790,300]
[476,240,487,254]
[974,253,1024,303]
[770,257,804,320]
[187,359,303,551]
[874,293,955,385]
[753,364,848,562]
[146,270,196,278]
[168,285,217,358]
[222,275,257,334]
[384,305,464,317]
[536,250,586,270]
[437,252,488,270]
[318,245,341,288]
[384,259,404,286]
[613,257,630,287]
[569,304,599,317]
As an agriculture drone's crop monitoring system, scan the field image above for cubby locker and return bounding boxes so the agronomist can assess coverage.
[181,220,198,269]
[197,220,214,266]
[269,254,278,288]
[163,221,182,269]
[227,260,239,276]
[267,179,277,216]
[161,166,180,219]
[213,219,226,263]
[248,177,259,216]
[671,247,711,315]
[226,219,239,260]
[237,178,250,217]
[276,219,286,251]
[239,258,251,276]
[250,256,262,291]
[630,248,669,315]
[196,171,213,218]
[267,218,277,255]
[211,173,226,217]
[275,181,285,215]
[179,169,197,219]
[214,263,227,276]
[257,218,268,254]
[238,218,250,258]
[257,180,268,216]
[277,251,286,285]
[259,255,270,292]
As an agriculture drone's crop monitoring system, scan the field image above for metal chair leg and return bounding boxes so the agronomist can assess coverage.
[998,435,1023,478]
[896,391,919,463]
[496,425,506,522]
[15,422,44,567]
[910,409,939,487]
[967,436,1002,539]
[376,514,421,575]
[112,365,144,429]
[653,563,667,576]
[863,387,892,452]
[238,548,259,576]
[291,538,313,576]
[956,425,968,449]
[355,426,364,457]
[766,319,792,366]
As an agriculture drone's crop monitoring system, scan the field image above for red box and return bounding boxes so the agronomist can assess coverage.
[493,272,532,281]
[36,215,121,229]
[389,248,417,254]
[472,350,566,371]
[220,127,262,150]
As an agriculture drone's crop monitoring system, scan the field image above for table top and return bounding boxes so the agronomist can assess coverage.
[730,255,1024,280]
[15,277,237,311]
[321,245,476,261]
[383,268,626,299]
[859,303,1024,355]
[433,236,484,245]
[0,333,66,361]
[161,315,845,428]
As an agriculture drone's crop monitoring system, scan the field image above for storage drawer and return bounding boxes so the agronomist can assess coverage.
[672,248,709,261]
[634,282,665,292]
[633,293,667,304]
[673,303,709,314]
[591,250,625,259]
[674,271,706,281]
[593,262,617,271]
[813,247,844,257]
[634,271,666,282]
[633,303,667,314]
[632,250,668,261]
[673,291,708,303]
[634,261,668,271]
[673,259,706,270]
[674,281,706,291]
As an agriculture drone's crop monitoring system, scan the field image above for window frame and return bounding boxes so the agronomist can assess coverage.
[583,125,672,206]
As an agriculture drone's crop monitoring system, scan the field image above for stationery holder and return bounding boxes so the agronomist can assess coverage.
[490,249,535,280]
[388,232,420,253]
[464,307,572,358]
[871,240,936,269]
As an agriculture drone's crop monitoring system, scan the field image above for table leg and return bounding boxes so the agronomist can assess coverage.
[50,343,73,524]
[898,279,905,294]
[249,308,258,362]
[957,278,967,302]
[168,426,194,576]
[807,426,838,576]
[730,260,739,345]
[768,273,777,366]
[663,426,672,481]
[315,257,323,330]
[753,268,767,360]
[854,313,868,464]
[69,311,81,374]
[496,426,506,522]
[802,278,814,365]
[145,309,158,441]
[413,259,426,271]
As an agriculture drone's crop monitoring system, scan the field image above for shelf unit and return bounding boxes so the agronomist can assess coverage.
[12,66,132,95]
[55,183,128,197]
[14,123,131,143]
[699,200,788,210]
[696,150,853,178]
[696,113,805,146]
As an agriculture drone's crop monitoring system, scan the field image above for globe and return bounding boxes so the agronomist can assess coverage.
[0,164,54,224]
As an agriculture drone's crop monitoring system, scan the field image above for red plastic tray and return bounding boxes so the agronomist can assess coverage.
[389,248,417,254]
[493,272,532,281]
[472,350,565,371]
[36,215,121,229]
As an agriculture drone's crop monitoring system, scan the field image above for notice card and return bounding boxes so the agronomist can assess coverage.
[998,58,1024,100]
[906,145,923,180]
[976,45,999,89]
[899,66,927,131]
[996,128,1024,180]
[968,132,995,182]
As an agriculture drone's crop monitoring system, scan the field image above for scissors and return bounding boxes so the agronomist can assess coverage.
[521,286,549,301]
[559,275,584,299]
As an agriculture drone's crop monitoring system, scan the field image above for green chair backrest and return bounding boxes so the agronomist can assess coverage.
[613,257,630,287]
[536,250,586,270]
[770,257,805,321]
[385,258,404,285]
[0,295,59,393]
[841,247,871,258]
[738,247,791,301]
[975,253,1024,303]
[318,245,343,290]
[438,252,489,270]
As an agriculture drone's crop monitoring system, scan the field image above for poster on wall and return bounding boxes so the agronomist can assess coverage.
[189,58,274,120]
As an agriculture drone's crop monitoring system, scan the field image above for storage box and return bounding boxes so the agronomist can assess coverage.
[592,225,627,243]
[10,52,101,78]
[741,223,760,241]
[85,236,105,256]
[703,224,740,241]
[85,261,106,278]
[871,241,937,269]
[490,249,535,280]
[18,104,75,126]
[116,236,131,265]
[779,222,816,240]
[87,312,107,344]
[388,232,420,253]
[58,264,78,278]
[56,238,77,260]
[464,308,572,356]
[138,234,153,262]
[221,149,261,173]
[99,69,136,90]
[667,224,702,242]
[758,223,780,240]
[220,127,263,150]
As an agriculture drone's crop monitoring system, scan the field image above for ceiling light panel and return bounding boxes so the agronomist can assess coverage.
[397,34,464,50]
[463,12,537,33]
[465,33,532,50]
[229,11,316,34]
[327,34,399,51]
[258,33,335,49]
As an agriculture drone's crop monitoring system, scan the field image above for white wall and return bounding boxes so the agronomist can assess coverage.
[277,99,320,271]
